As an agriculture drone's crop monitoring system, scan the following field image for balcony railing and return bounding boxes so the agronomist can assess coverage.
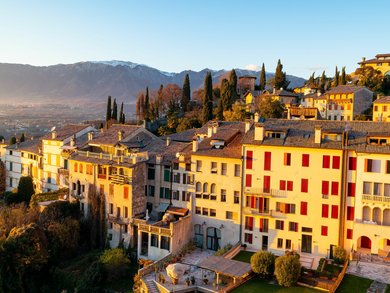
[108,174,132,185]
[107,214,130,225]
[362,194,390,204]
[244,187,287,197]
[355,218,390,227]
[244,206,271,216]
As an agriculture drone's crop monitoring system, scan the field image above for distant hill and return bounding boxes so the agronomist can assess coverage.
[0,61,306,104]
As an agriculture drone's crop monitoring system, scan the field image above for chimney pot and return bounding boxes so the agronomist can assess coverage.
[207,125,213,138]
[192,138,199,152]
[166,137,171,146]
[51,131,57,139]
[245,120,251,133]
[314,125,322,144]
[254,112,259,123]
[254,123,265,141]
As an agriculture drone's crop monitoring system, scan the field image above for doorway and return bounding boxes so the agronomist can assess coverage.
[301,234,312,253]
[262,235,268,251]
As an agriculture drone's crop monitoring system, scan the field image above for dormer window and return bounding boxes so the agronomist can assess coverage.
[323,133,342,142]
[368,137,390,145]
[266,131,285,139]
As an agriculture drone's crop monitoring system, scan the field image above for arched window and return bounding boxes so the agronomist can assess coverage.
[363,206,371,222]
[79,163,83,173]
[206,227,221,251]
[196,182,202,193]
[74,162,78,172]
[203,183,208,193]
[210,183,216,194]
[373,207,382,224]
[383,209,390,226]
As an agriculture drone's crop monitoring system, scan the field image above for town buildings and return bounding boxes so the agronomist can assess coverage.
[373,96,390,122]
[359,53,390,76]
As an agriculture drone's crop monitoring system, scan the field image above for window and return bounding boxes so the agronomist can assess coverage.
[284,153,291,166]
[385,184,390,197]
[276,202,296,214]
[151,234,159,247]
[264,152,271,171]
[365,159,380,173]
[160,236,170,251]
[348,183,356,197]
[211,162,217,174]
[322,181,329,195]
[332,156,340,169]
[116,207,121,217]
[210,209,216,217]
[173,190,180,200]
[74,162,78,172]
[221,163,227,175]
[245,174,252,187]
[244,233,253,244]
[202,208,208,216]
[331,205,338,219]
[277,238,283,248]
[195,206,201,214]
[196,160,202,172]
[259,218,269,232]
[373,182,381,196]
[246,150,253,169]
[245,216,254,231]
[234,191,240,204]
[203,183,208,193]
[287,181,293,191]
[109,203,113,214]
[234,164,240,177]
[164,166,170,182]
[323,155,330,168]
[347,206,354,221]
[386,160,390,174]
[346,229,353,239]
[263,175,270,193]
[124,186,129,199]
[108,221,113,229]
[302,154,310,167]
[300,202,308,215]
[210,183,216,194]
[321,226,328,236]
[124,206,128,218]
[226,211,233,219]
[286,239,292,250]
[363,181,372,195]
[275,220,284,230]
[331,181,339,196]
[322,204,329,218]
[173,173,180,183]
[302,227,312,233]
[220,189,226,202]
[301,178,308,193]
[280,180,286,190]
[147,164,155,180]
[165,188,170,199]
[289,222,298,232]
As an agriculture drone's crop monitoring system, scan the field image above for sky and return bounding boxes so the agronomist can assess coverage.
[0,0,389,78]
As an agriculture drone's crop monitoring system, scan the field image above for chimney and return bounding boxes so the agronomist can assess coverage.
[70,137,76,147]
[51,131,57,139]
[287,108,291,120]
[166,136,171,146]
[212,122,218,134]
[315,125,322,144]
[118,131,123,141]
[245,119,251,133]
[192,138,199,152]
[254,112,259,123]
[254,123,264,141]
[362,57,366,62]
[207,125,213,138]
[88,131,94,141]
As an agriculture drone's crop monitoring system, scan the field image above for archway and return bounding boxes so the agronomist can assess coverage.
[373,207,382,224]
[363,206,371,221]
[358,236,372,251]
[383,209,390,226]
[379,238,390,253]
[206,227,221,251]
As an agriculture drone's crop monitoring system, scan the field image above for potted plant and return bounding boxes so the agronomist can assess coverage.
[186,277,191,287]
[190,275,195,285]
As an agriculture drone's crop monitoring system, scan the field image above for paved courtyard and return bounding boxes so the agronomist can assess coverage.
[347,260,390,284]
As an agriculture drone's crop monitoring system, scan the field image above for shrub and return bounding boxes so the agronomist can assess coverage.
[215,243,232,256]
[317,258,326,273]
[76,261,104,293]
[250,250,275,279]
[275,253,301,287]
[100,248,131,281]
[333,246,347,264]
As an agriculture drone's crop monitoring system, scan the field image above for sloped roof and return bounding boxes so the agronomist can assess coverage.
[6,139,41,154]
[325,85,370,95]
[89,124,143,146]
[373,96,390,104]
[42,124,91,141]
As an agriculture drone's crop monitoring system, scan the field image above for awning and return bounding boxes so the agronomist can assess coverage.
[155,203,170,213]
[197,255,252,278]
[167,206,189,216]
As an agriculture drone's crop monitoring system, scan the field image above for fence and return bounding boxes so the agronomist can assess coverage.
[329,260,348,293]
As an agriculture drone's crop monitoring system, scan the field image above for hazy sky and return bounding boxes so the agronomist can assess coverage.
[1,0,389,78]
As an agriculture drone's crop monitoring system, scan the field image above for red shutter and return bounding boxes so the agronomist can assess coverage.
[246,151,253,169]
[349,157,357,171]
[245,174,252,187]
[301,178,308,193]
[321,226,328,236]
[322,181,329,195]
[331,205,338,219]
[281,221,284,230]
[295,223,298,232]
[348,182,356,197]
[322,155,330,168]
[280,180,286,190]
[331,181,339,196]
[332,156,340,169]
[259,197,264,212]
[322,204,329,218]
[287,181,293,191]
[263,175,271,193]
[251,196,256,208]
[347,229,353,239]
[248,234,253,244]
[347,206,355,221]
[124,186,129,199]
[284,153,291,166]
[300,201,308,215]
[249,217,253,231]
[302,154,310,167]
[264,152,271,171]
[259,218,263,232]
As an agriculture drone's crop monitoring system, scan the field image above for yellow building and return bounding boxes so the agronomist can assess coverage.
[359,53,390,76]
[257,89,299,109]
[373,96,390,122]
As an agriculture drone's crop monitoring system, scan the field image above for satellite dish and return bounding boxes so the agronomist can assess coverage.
[51,126,56,132]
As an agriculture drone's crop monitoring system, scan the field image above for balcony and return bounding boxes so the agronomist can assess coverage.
[71,190,85,200]
[270,210,288,219]
[108,214,131,225]
[362,194,390,205]
[244,187,287,197]
[243,206,271,216]
[108,174,132,185]
[58,168,69,176]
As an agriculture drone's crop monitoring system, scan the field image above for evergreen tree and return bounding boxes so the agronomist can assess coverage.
[333,66,340,87]
[273,59,290,90]
[20,133,25,142]
[119,102,124,124]
[229,69,238,102]
[181,74,191,112]
[307,72,315,88]
[144,87,151,121]
[99,122,104,129]
[217,98,224,120]
[17,176,35,204]
[340,66,347,85]
[112,98,118,121]
[121,113,126,124]
[320,71,326,93]
[220,78,231,110]
[259,63,266,91]
[9,136,16,145]
[202,72,213,124]
[106,96,112,122]
[156,84,164,119]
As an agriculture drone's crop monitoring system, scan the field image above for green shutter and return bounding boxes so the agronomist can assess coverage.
[160,187,164,198]
[164,170,170,182]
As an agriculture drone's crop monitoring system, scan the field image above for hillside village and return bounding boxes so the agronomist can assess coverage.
[0,54,390,293]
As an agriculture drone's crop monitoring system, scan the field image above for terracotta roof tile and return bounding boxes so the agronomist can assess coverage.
[373,96,390,104]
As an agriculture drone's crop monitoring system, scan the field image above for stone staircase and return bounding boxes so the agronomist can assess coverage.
[144,277,159,293]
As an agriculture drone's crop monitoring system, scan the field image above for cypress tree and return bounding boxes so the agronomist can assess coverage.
[308,72,315,87]
[320,71,326,93]
[333,66,340,87]
[20,133,25,142]
[181,74,191,112]
[144,87,151,121]
[273,59,290,90]
[217,98,224,120]
[259,63,266,91]
[202,72,213,124]
[139,94,145,121]
[112,98,118,121]
[121,113,126,124]
[106,96,112,122]
[9,136,16,145]
[119,102,124,123]
[156,84,163,119]
[340,66,347,85]
[229,69,238,102]
[220,78,231,110]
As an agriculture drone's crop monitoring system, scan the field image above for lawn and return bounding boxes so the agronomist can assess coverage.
[232,277,322,293]
[232,251,255,263]
[335,274,373,293]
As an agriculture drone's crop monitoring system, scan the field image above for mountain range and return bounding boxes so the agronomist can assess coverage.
[0,61,306,104]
